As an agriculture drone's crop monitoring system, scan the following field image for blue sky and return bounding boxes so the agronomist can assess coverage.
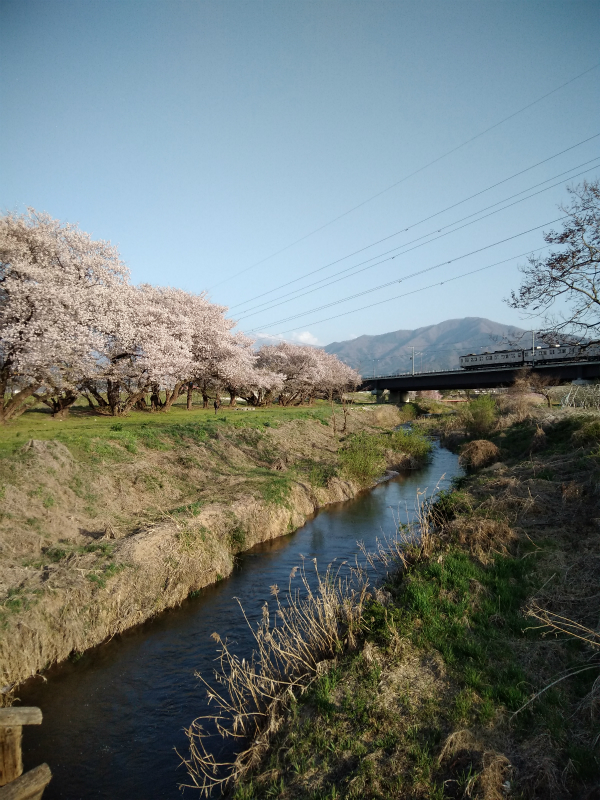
[2,0,599,347]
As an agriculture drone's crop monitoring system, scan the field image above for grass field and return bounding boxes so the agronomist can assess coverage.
[0,397,337,457]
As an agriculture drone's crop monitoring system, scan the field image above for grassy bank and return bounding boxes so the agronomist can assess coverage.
[0,401,430,694]
[220,407,600,800]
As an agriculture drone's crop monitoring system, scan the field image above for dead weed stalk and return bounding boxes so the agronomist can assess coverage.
[180,557,370,795]
[181,489,438,796]
[359,487,437,574]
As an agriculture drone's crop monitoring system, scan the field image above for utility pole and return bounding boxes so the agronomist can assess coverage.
[412,346,415,376]
[532,330,535,365]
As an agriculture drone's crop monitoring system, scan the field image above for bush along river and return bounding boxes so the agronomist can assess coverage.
[18,441,460,799]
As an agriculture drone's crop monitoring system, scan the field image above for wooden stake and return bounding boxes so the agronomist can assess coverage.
[0,763,52,800]
[0,709,43,788]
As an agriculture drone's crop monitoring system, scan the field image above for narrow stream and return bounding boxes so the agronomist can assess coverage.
[19,442,460,799]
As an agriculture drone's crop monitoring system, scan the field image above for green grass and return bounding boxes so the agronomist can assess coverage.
[0,401,336,458]
[339,427,431,485]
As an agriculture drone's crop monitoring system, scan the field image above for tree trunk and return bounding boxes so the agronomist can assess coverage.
[187,383,194,410]
[82,382,109,409]
[0,385,40,424]
[122,387,152,415]
[107,380,122,415]
[49,390,79,419]
[228,389,237,408]
[202,392,209,409]
[341,404,349,433]
[150,384,161,412]
[162,381,186,412]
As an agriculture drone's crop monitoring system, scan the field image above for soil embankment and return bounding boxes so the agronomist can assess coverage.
[0,405,412,692]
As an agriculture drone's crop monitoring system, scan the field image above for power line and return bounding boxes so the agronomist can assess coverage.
[235,158,600,321]
[246,215,567,333]
[230,132,600,312]
[209,62,600,292]
[270,245,550,337]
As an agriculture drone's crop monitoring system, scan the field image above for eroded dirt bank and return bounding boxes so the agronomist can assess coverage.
[0,405,407,692]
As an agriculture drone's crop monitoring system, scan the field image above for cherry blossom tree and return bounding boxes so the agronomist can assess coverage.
[255,343,312,406]
[256,342,359,408]
[0,209,129,422]
[83,284,202,416]
[1,210,361,423]
[310,349,360,432]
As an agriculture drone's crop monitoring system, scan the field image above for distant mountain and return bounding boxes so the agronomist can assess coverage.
[324,317,528,376]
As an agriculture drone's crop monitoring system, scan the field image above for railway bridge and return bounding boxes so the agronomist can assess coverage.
[360,360,600,402]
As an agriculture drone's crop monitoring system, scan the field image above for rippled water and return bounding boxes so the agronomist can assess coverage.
[18,442,460,799]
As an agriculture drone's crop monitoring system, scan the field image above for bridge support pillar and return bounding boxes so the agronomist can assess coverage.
[388,390,410,404]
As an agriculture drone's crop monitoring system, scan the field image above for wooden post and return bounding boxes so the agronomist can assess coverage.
[0,764,52,800]
[0,709,50,798]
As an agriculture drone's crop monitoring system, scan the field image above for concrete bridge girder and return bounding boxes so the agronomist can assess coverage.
[388,390,410,404]
[361,361,600,394]
[372,388,409,404]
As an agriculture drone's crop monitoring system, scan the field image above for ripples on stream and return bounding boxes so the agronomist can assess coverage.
[19,442,460,799]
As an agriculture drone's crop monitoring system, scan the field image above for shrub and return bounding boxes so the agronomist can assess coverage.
[339,432,387,486]
[388,427,432,461]
[573,419,600,444]
[396,403,418,422]
[459,440,500,469]
[308,463,338,488]
[459,396,498,437]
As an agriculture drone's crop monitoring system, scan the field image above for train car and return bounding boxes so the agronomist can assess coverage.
[582,343,600,360]
[532,345,581,364]
[459,350,524,370]
[459,343,600,371]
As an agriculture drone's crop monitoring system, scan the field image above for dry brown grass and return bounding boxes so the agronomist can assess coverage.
[444,517,516,562]
[439,729,512,800]
[459,440,500,469]
[181,558,371,795]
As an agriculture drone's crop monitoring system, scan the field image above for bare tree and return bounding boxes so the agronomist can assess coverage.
[508,180,600,340]
[511,368,559,408]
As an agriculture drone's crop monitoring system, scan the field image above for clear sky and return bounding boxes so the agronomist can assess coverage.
[2,0,599,347]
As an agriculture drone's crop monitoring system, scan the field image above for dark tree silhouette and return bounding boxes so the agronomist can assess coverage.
[508,180,600,341]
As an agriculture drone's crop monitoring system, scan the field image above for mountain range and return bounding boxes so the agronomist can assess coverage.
[324,317,529,376]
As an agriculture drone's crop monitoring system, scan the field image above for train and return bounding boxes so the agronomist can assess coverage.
[459,343,600,370]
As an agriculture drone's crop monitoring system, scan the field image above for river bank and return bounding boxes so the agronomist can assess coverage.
[0,402,426,694]
[226,407,600,800]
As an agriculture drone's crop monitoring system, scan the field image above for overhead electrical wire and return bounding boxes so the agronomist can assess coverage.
[245,213,568,333]
[209,62,600,292]
[271,244,550,338]
[235,158,600,321]
[230,132,600,312]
